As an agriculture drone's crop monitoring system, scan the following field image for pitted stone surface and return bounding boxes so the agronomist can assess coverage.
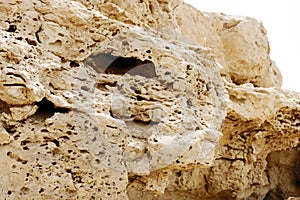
[173,4,283,88]
[0,0,299,200]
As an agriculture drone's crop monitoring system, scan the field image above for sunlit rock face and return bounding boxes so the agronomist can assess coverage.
[0,0,299,200]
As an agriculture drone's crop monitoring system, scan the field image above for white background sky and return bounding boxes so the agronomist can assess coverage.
[184,0,300,92]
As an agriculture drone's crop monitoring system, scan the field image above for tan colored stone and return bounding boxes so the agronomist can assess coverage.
[173,4,282,88]
[0,0,299,199]
[0,125,12,145]
[9,105,39,121]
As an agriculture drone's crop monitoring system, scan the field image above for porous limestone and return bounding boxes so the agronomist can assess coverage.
[0,0,299,200]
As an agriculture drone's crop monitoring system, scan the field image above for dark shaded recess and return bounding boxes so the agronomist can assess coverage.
[128,174,140,182]
[0,100,10,113]
[214,190,235,200]
[136,95,147,101]
[133,119,151,126]
[6,72,26,82]
[84,53,157,78]
[25,38,37,46]
[33,98,70,120]
[2,123,16,135]
[230,74,260,87]
[264,190,284,200]
[70,61,80,67]
[95,81,117,91]
[7,24,17,32]
[3,83,26,87]
[264,145,300,200]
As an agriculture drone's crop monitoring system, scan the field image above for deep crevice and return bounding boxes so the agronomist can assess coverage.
[216,157,246,163]
[32,98,70,120]
[6,72,26,82]
[3,83,26,87]
[35,26,42,43]
[84,53,157,78]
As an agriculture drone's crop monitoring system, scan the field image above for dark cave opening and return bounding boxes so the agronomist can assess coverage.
[84,53,157,78]
[33,98,70,120]
[264,145,300,200]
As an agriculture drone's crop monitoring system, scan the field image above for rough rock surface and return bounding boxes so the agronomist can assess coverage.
[0,0,299,200]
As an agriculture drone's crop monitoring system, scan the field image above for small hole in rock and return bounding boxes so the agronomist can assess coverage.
[52,139,59,147]
[136,95,146,101]
[20,160,28,164]
[7,24,17,32]
[23,146,29,150]
[81,86,89,91]
[70,61,79,67]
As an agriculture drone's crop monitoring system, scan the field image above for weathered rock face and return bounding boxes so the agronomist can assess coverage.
[0,0,299,200]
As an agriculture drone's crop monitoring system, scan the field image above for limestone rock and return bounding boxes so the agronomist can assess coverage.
[0,124,12,145]
[0,0,299,200]
[174,4,283,88]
